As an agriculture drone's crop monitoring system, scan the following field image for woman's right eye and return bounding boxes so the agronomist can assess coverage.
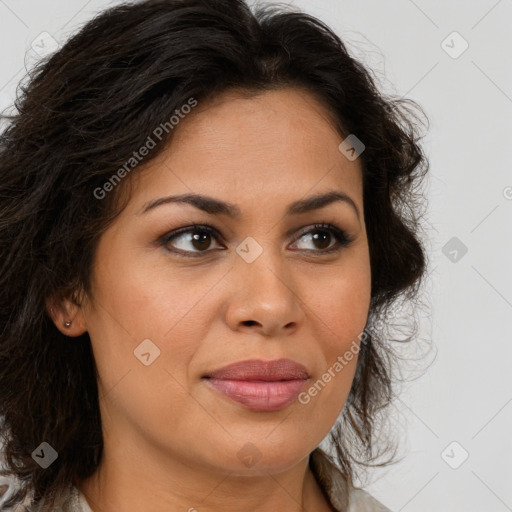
[158,224,225,257]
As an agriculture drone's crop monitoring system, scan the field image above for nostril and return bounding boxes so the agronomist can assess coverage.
[243,321,257,326]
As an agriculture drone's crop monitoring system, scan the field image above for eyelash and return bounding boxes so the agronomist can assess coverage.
[157,222,354,258]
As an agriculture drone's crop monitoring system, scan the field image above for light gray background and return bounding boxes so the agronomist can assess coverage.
[1,1,511,511]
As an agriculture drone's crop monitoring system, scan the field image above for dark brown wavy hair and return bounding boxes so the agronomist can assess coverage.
[0,0,431,509]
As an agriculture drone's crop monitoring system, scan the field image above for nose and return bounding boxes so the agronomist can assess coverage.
[224,249,305,337]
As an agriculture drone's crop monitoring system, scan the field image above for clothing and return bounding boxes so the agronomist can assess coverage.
[9,448,391,511]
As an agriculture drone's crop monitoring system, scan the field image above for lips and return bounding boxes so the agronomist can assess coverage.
[202,359,310,412]
[203,358,309,381]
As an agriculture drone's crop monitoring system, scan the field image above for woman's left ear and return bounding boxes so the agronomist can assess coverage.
[45,289,88,337]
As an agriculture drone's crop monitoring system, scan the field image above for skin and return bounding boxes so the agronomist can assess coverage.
[49,86,372,512]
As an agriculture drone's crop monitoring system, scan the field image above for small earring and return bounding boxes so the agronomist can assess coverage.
[64,320,72,327]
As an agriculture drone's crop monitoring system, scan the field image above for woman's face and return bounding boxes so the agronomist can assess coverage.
[70,87,371,477]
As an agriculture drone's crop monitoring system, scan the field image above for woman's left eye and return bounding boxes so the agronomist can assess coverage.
[158,223,353,257]
[290,223,353,253]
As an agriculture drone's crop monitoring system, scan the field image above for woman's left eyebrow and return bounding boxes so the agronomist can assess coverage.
[137,190,360,221]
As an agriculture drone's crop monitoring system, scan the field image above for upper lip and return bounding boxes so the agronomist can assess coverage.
[203,358,310,381]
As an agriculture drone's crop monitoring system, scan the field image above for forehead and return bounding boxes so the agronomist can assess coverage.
[122,86,363,217]
[172,86,344,155]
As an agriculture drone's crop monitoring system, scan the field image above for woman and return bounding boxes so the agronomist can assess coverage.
[0,0,429,510]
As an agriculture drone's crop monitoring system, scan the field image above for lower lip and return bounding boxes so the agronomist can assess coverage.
[204,378,308,412]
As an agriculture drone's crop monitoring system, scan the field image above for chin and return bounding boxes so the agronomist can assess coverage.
[212,440,311,476]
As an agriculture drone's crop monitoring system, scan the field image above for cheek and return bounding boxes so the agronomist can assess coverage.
[85,280,209,441]
[298,256,371,411]
[308,259,371,346]
[86,264,225,414]
[90,244,223,342]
